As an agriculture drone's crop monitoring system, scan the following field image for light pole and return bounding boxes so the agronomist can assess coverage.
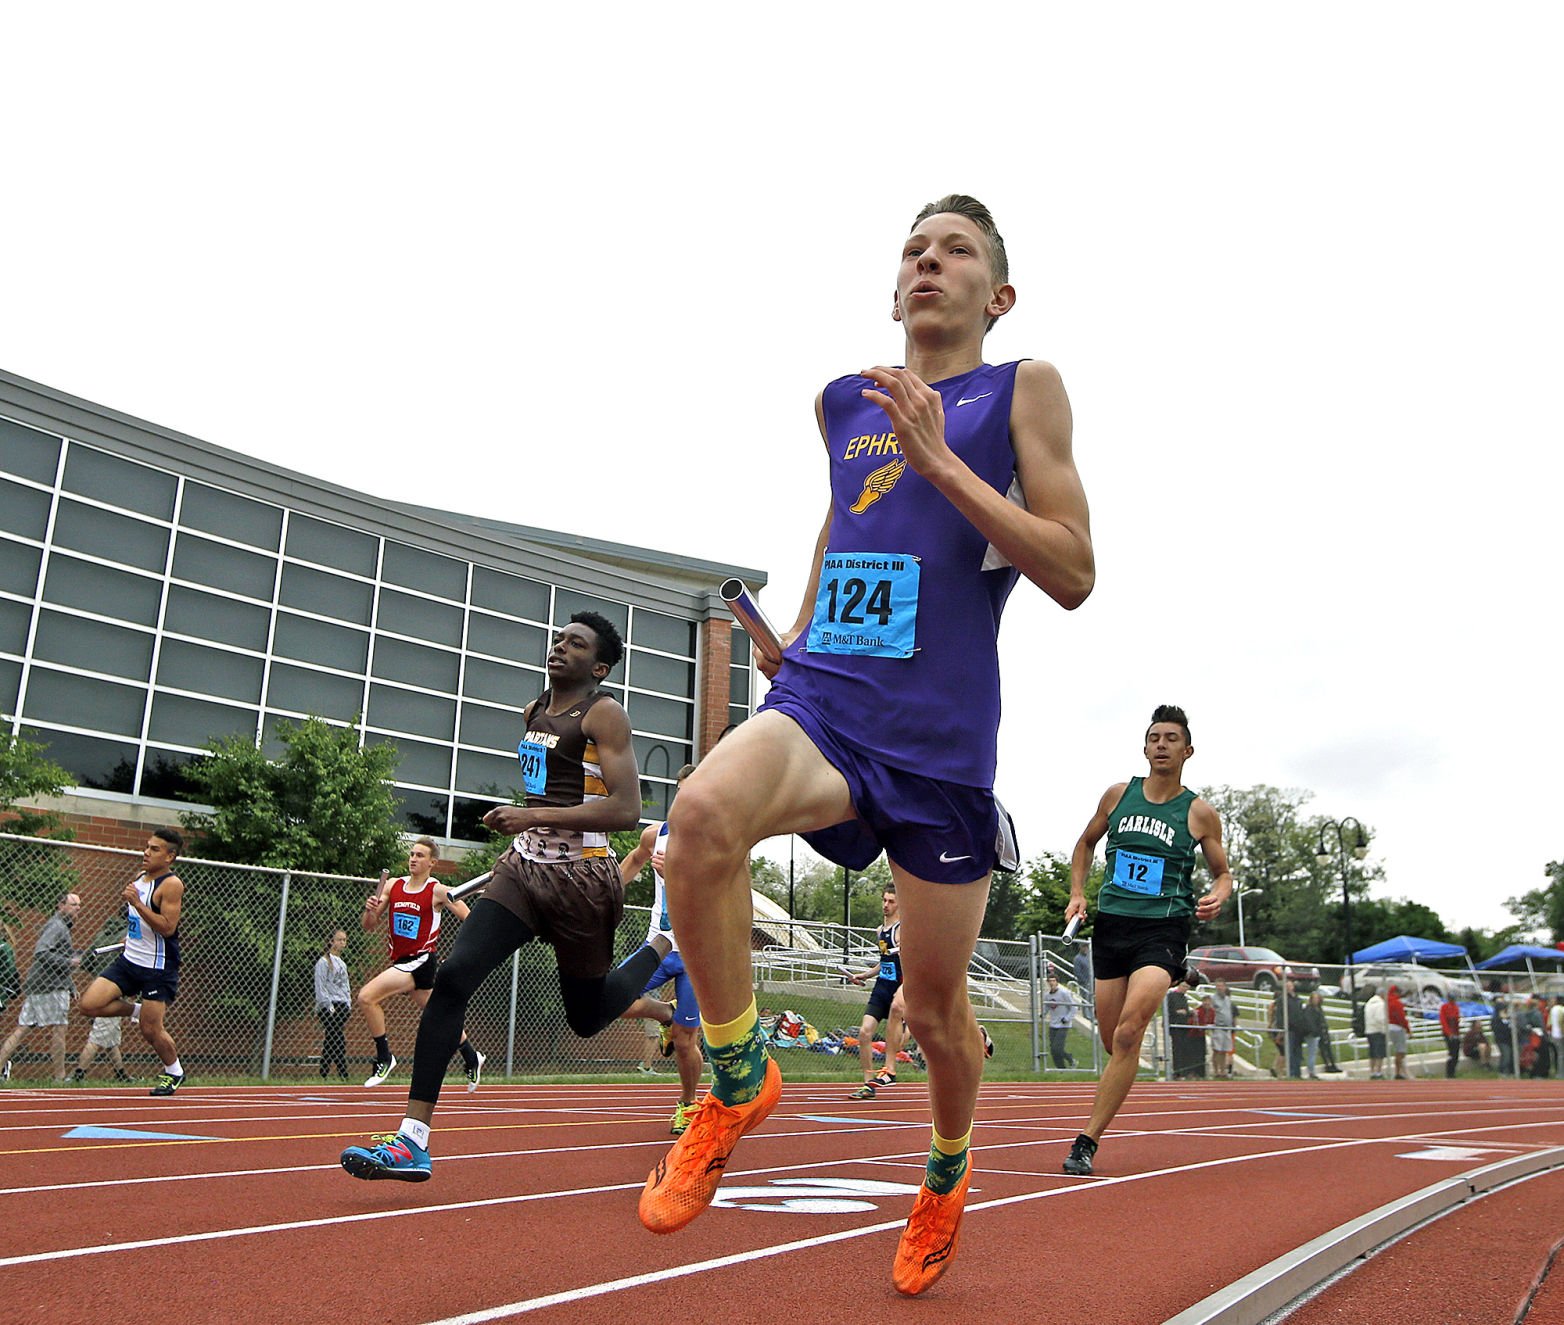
[1316,817,1369,1000]
[1236,886,1264,947]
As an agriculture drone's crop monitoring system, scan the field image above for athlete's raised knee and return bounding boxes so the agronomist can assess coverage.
[564,1004,611,1038]
[431,957,484,1004]
[666,780,747,865]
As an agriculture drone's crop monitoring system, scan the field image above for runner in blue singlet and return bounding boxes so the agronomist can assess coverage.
[617,764,705,1135]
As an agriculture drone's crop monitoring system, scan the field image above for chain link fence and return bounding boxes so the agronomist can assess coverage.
[0,831,1051,1083]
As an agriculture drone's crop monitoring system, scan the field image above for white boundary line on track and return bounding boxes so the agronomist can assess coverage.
[0,1130,1346,1271]
[6,1101,1561,1200]
[0,1120,1539,1286]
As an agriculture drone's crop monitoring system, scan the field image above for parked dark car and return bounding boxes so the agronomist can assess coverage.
[1187,945,1320,993]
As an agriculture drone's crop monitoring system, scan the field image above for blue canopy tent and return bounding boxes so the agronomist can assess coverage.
[1474,944,1564,995]
[1474,944,1564,969]
[1351,935,1468,964]
[1349,936,1484,1012]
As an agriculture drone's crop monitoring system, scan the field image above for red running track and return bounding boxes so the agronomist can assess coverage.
[4,1078,1564,1324]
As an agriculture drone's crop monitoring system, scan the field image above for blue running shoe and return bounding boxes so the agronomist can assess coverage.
[341,1132,432,1182]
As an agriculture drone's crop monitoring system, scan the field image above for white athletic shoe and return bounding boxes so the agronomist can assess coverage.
[466,1050,486,1093]
[364,1054,397,1087]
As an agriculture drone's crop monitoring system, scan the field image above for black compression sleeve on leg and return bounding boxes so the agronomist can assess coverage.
[409,899,533,1105]
[560,942,662,1039]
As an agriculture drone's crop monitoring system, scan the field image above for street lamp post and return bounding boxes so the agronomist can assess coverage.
[1316,817,1369,1001]
[1236,886,1264,947]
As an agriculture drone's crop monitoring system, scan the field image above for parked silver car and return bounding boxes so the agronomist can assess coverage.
[1342,962,1483,1010]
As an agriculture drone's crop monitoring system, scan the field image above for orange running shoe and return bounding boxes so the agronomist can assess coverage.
[891,1161,972,1296]
[638,1057,782,1235]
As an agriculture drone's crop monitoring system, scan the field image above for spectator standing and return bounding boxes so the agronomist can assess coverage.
[1267,990,1287,1078]
[1308,990,1342,1073]
[1364,986,1388,1079]
[1386,983,1413,1079]
[1550,997,1564,1079]
[1299,990,1328,1079]
[0,893,81,1081]
[1519,997,1547,1077]
[1208,977,1235,1078]
[1492,1000,1514,1077]
[1193,995,1215,1077]
[1168,980,1203,1079]
[72,1016,133,1082]
[1285,980,1307,1079]
[1043,974,1076,1069]
[314,928,352,1082]
[1072,943,1094,1003]
[1438,992,1462,1078]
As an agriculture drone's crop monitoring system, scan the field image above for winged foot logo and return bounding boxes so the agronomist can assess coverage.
[850,457,907,513]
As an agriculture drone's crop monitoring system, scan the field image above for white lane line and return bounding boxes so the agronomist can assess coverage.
[0,1116,1519,1279]
[8,1099,1561,1201]
[0,1178,649,1269]
[0,1102,676,1135]
[0,1123,937,1199]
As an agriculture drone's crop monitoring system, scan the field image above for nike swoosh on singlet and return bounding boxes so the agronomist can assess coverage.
[955,393,992,406]
[939,852,972,863]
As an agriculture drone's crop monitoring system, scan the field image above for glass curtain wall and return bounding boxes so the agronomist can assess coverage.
[0,415,706,838]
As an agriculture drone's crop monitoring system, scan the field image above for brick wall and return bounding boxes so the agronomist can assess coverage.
[1,806,177,852]
[2,804,461,875]
[697,617,733,758]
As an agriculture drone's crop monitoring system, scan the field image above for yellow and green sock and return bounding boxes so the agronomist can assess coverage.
[925,1125,971,1195]
[701,997,771,1107]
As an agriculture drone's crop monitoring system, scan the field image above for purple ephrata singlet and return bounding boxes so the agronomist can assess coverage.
[764,360,1022,788]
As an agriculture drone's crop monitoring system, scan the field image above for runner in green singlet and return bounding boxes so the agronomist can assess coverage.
[1060,704,1233,1176]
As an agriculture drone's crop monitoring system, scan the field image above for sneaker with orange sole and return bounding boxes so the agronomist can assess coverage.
[892,1161,972,1296]
[638,1057,782,1234]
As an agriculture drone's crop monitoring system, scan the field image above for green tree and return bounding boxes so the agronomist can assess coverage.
[748,853,891,926]
[171,716,406,1038]
[0,727,77,926]
[0,727,70,839]
[1454,924,1528,964]
[1007,851,1104,940]
[1350,898,1452,949]
[1507,861,1564,944]
[180,716,404,874]
[1195,785,1396,963]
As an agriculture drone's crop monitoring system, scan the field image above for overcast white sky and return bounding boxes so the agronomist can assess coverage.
[3,6,1559,937]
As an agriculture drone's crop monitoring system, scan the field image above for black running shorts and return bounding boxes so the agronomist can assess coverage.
[1090,909,1191,982]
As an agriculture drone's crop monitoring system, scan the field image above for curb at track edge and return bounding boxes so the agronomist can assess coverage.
[1164,1145,1564,1325]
